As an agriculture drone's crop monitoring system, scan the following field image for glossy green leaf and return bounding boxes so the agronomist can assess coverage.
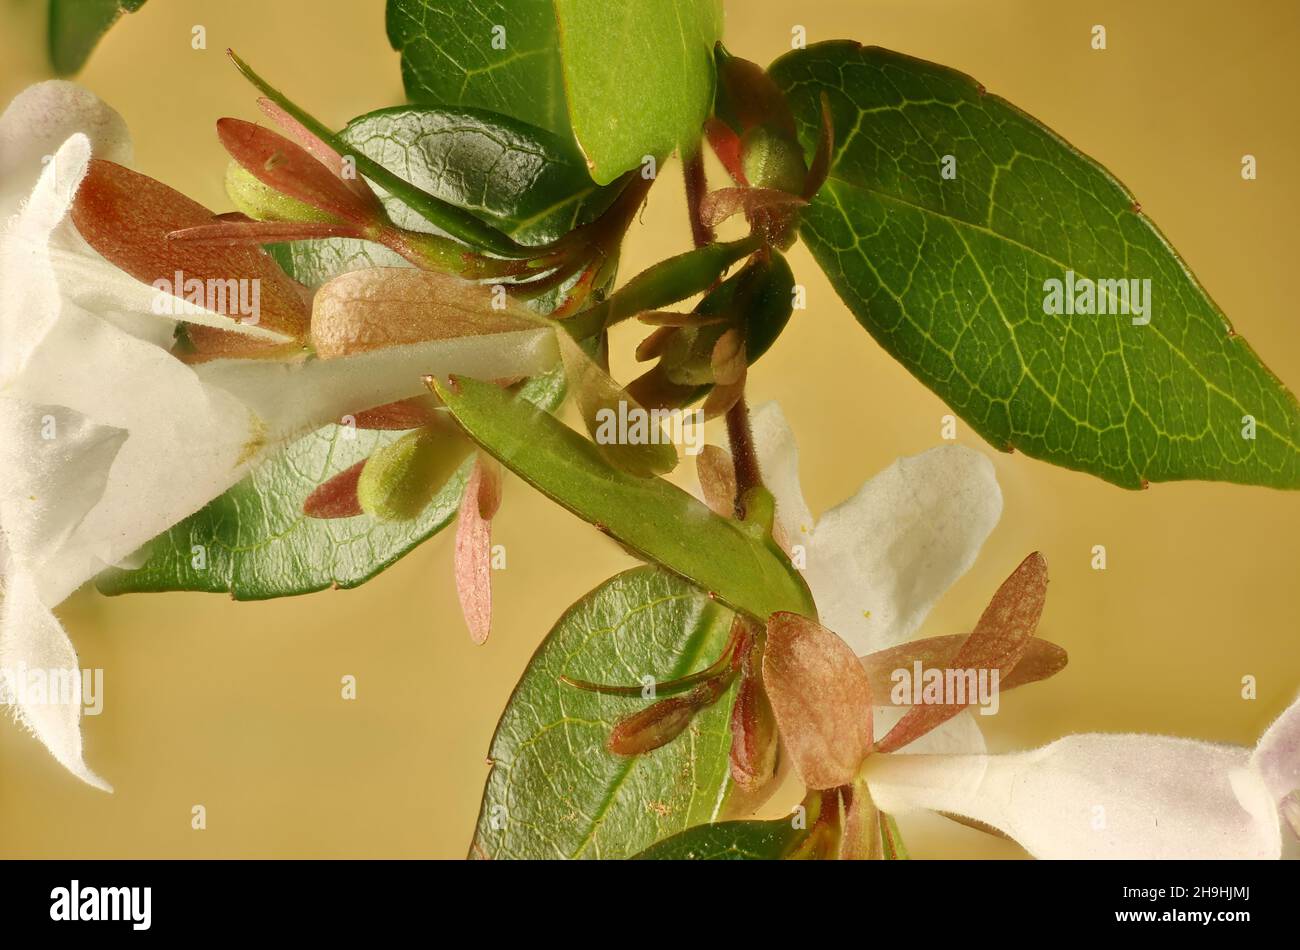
[430,374,816,621]
[48,0,146,75]
[471,567,739,859]
[772,43,1300,489]
[386,0,724,184]
[633,816,806,860]
[342,106,621,245]
[387,0,569,137]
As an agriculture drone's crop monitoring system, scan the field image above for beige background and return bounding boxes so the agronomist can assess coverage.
[1,0,1297,858]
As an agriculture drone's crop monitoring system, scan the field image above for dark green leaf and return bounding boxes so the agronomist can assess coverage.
[49,0,146,75]
[634,816,805,859]
[430,374,816,621]
[386,0,724,184]
[472,567,739,859]
[772,43,1300,489]
[387,0,570,137]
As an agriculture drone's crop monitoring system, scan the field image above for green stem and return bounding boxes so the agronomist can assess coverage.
[565,234,761,339]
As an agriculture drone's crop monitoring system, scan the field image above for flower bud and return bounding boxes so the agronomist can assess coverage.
[356,425,472,522]
[650,251,795,390]
[303,459,365,519]
[741,126,807,196]
[607,680,726,757]
[607,695,700,757]
[224,161,336,224]
[729,670,778,792]
[712,44,797,139]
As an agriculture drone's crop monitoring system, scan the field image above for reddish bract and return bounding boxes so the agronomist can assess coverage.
[70,159,309,341]
[876,552,1049,753]
[763,612,874,789]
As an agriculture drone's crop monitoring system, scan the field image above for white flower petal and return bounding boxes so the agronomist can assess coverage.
[2,133,269,602]
[865,733,1282,859]
[0,81,131,208]
[0,567,111,791]
[1251,693,1300,806]
[4,131,285,378]
[0,399,125,572]
[1,134,92,381]
[47,238,293,344]
[804,445,1002,655]
[749,402,814,544]
[195,327,561,441]
[13,305,263,604]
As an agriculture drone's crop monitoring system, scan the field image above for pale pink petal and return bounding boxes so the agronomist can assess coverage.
[1251,693,1300,806]
[865,734,1281,859]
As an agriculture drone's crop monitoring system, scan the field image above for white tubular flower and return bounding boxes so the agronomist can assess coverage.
[0,82,557,787]
[863,695,1300,859]
[741,403,1296,858]
[750,402,1004,657]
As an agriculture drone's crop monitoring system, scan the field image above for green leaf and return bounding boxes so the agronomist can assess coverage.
[387,0,570,137]
[471,566,740,859]
[553,0,724,184]
[96,369,567,600]
[386,0,724,184]
[264,103,622,286]
[264,238,408,292]
[48,0,146,75]
[430,374,816,621]
[633,816,805,860]
[341,106,621,245]
[772,43,1300,489]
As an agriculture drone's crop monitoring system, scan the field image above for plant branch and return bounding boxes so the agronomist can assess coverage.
[684,148,714,248]
[726,393,763,518]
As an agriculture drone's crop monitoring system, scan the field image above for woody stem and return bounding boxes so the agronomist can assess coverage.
[726,393,763,518]
[684,148,714,248]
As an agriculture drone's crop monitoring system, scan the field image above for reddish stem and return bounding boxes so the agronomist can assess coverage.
[683,148,714,248]
[725,393,762,518]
